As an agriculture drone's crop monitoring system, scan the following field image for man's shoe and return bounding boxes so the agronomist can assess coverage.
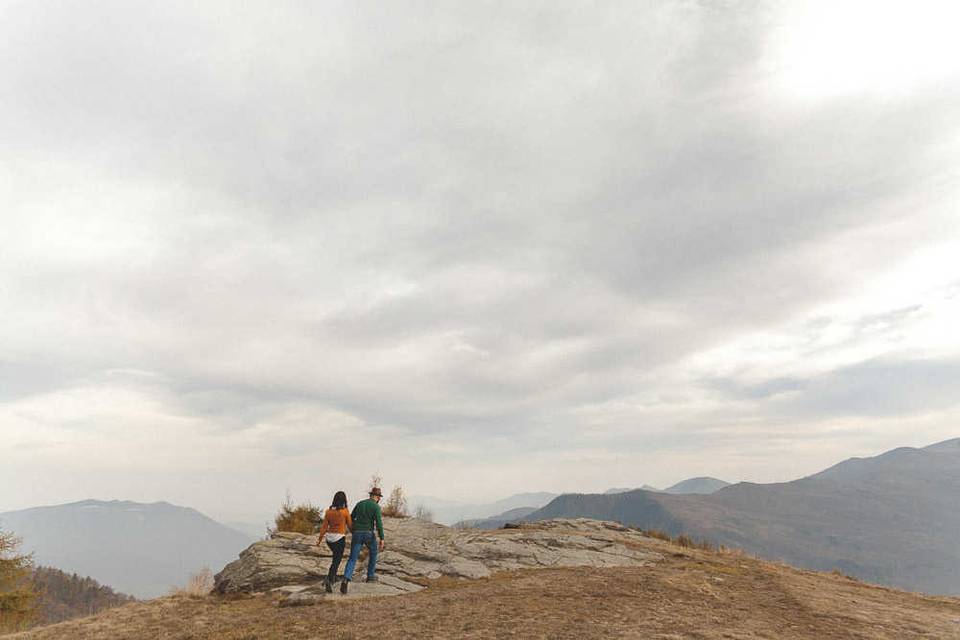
[324,577,333,593]
[340,580,348,594]
[366,575,379,583]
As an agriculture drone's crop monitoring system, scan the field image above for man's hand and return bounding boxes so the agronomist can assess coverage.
[379,539,385,552]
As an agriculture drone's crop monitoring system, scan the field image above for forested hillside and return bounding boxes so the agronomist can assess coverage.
[32,566,136,625]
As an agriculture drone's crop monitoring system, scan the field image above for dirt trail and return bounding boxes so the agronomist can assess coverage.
[12,541,960,639]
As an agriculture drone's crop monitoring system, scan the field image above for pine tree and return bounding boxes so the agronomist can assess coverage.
[0,528,37,632]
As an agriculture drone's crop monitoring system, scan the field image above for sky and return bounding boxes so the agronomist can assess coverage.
[2,1,959,524]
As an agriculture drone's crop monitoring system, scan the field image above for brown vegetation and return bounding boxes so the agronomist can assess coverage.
[381,486,408,518]
[642,528,715,551]
[272,494,321,535]
[0,529,37,633]
[31,566,135,626]
[169,568,214,599]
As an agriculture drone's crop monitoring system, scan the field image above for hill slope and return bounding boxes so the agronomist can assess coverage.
[11,519,960,640]
[526,438,960,595]
[32,566,136,625]
[0,500,252,599]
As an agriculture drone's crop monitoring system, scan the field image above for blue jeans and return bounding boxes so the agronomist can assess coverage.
[343,530,379,582]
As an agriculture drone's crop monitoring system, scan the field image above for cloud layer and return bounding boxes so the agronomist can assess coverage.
[2,1,959,521]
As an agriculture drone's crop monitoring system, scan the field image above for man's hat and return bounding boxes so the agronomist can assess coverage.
[369,487,383,497]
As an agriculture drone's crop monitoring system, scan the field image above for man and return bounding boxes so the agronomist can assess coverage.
[340,486,385,593]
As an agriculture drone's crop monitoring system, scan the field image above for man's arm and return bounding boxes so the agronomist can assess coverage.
[375,505,385,542]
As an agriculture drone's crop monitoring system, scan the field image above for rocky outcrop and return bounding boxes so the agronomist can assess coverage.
[214,518,663,601]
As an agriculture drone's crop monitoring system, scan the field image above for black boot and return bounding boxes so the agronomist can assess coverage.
[324,576,333,593]
[340,580,348,594]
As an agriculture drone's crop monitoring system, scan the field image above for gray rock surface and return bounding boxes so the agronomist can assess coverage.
[214,518,662,603]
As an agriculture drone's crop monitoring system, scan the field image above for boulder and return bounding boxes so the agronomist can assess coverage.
[214,518,662,597]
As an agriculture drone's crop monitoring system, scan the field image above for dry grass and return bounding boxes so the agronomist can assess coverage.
[168,568,214,599]
[10,537,960,640]
[641,528,716,551]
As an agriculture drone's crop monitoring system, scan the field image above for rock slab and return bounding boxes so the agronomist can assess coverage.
[215,518,662,599]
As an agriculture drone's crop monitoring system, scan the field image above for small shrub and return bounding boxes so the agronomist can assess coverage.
[273,494,322,535]
[382,486,408,518]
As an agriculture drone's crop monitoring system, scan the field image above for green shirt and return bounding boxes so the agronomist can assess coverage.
[351,498,385,540]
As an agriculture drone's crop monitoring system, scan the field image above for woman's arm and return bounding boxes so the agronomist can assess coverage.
[317,509,330,542]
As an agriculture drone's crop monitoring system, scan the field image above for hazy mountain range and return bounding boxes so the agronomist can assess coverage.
[419,478,730,526]
[462,477,730,528]
[524,439,960,595]
[604,477,730,495]
[0,500,254,599]
[409,492,559,525]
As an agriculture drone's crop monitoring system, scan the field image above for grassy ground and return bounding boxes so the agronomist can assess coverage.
[9,542,960,639]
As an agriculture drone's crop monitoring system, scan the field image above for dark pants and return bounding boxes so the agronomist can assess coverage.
[325,537,346,582]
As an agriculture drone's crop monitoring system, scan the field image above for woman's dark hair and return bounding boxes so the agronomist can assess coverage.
[331,491,348,510]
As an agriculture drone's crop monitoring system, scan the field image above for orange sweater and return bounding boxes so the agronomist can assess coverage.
[318,507,352,539]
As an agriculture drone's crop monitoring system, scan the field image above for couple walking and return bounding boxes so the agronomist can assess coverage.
[317,486,386,594]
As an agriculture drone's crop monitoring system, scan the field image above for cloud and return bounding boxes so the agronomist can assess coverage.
[779,357,960,418]
[1,1,959,518]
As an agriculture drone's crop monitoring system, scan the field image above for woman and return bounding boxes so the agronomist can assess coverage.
[317,491,353,592]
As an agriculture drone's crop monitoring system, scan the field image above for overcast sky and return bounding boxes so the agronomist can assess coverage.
[2,1,959,524]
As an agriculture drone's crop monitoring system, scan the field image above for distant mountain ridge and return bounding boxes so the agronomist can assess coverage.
[604,477,730,495]
[410,492,558,525]
[662,477,730,494]
[524,438,960,595]
[460,477,729,528]
[455,507,540,529]
[0,499,254,599]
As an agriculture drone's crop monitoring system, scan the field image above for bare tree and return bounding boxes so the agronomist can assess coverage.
[413,504,434,522]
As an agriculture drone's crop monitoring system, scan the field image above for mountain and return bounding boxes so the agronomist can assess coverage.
[524,439,960,595]
[662,477,730,494]
[409,492,558,525]
[0,500,254,599]
[454,506,539,529]
[462,479,731,528]
[605,479,729,495]
[604,484,660,494]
